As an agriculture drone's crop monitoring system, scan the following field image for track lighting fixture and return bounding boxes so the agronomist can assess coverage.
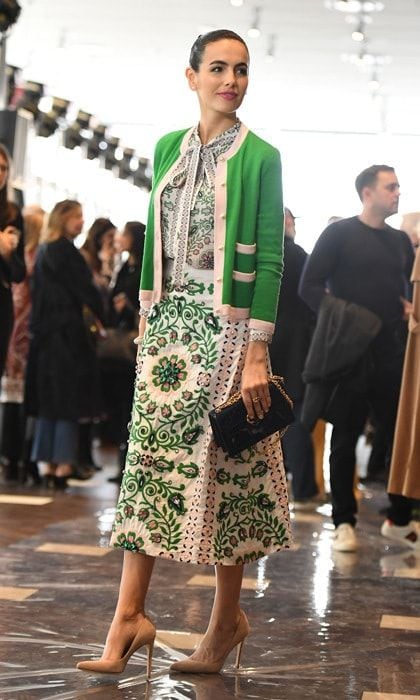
[63,110,91,149]
[36,96,70,138]
[133,157,152,191]
[103,135,120,170]
[351,19,365,41]
[325,1,384,12]
[86,124,107,160]
[248,6,261,38]
[16,80,44,119]
[118,147,136,180]
[265,34,276,63]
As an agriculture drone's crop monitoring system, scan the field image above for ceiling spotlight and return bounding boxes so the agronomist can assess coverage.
[352,20,365,41]
[85,124,107,160]
[16,80,44,119]
[325,1,384,12]
[118,147,137,180]
[133,157,152,191]
[368,71,380,91]
[51,96,69,119]
[265,34,276,63]
[5,64,20,107]
[230,0,244,6]
[36,112,60,138]
[248,6,261,38]
[63,110,91,149]
[341,50,392,69]
[63,123,83,149]
[36,97,70,138]
[103,136,120,171]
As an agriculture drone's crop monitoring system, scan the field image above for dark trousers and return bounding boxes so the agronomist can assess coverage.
[330,326,405,527]
[387,493,413,527]
[282,401,318,500]
[0,402,24,463]
[100,358,135,469]
[366,419,388,480]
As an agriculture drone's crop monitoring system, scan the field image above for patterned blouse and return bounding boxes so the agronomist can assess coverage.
[161,121,241,271]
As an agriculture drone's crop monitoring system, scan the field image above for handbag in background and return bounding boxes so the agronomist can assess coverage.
[96,328,137,363]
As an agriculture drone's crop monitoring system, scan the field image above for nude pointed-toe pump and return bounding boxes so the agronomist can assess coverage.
[170,610,249,674]
[77,616,156,679]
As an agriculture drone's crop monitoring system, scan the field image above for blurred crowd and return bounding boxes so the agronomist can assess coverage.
[0,142,145,489]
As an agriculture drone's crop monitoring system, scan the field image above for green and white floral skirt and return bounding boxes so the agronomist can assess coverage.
[110,262,292,565]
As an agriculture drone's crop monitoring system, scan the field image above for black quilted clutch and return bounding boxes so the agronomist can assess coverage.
[209,375,294,458]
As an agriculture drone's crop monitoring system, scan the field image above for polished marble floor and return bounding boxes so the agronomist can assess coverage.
[0,455,419,700]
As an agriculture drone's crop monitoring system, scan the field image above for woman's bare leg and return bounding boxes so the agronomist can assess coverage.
[100,551,155,660]
[189,564,244,661]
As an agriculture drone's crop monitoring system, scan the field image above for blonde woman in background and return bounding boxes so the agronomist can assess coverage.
[27,200,104,489]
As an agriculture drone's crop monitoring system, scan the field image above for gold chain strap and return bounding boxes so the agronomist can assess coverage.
[214,375,293,413]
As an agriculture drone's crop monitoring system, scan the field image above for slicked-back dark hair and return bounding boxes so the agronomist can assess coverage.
[355,164,395,201]
[189,29,249,71]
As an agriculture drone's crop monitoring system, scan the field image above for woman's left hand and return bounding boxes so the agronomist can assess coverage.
[241,341,270,421]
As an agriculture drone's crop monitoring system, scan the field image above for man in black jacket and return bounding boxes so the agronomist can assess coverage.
[270,208,318,508]
[299,165,414,552]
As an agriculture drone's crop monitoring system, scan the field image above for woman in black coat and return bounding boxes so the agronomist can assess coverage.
[0,143,25,377]
[28,200,103,488]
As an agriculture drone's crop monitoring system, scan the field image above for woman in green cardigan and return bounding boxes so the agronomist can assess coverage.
[78,29,291,679]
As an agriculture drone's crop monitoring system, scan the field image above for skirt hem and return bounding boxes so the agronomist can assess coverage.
[109,539,294,566]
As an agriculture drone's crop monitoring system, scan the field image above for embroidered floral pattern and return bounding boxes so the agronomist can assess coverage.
[151,355,187,392]
[111,265,292,564]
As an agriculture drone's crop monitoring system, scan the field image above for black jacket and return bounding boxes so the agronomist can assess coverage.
[301,295,382,430]
[108,259,141,331]
[27,238,103,421]
[269,236,315,401]
[0,204,25,375]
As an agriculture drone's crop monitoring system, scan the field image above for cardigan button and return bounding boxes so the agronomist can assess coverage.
[217,277,222,282]
[221,181,226,187]
[220,213,226,219]
[218,245,224,250]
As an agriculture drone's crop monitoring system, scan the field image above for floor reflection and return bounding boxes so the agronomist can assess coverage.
[0,470,419,699]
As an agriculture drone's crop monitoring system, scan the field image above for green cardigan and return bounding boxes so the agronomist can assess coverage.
[140,123,284,334]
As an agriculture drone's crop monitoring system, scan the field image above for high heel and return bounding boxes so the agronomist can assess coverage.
[54,475,69,490]
[77,616,156,678]
[42,474,55,489]
[170,610,249,674]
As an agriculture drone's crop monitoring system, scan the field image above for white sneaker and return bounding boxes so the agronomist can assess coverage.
[380,519,420,551]
[292,494,327,512]
[332,523,359,552]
